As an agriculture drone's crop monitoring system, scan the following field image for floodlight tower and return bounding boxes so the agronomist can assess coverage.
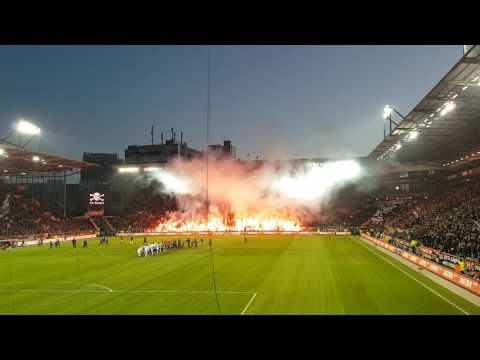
[382,105,406,139]
[1,119,42,148]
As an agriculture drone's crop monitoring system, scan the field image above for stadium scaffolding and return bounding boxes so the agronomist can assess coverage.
[370,45,480,168]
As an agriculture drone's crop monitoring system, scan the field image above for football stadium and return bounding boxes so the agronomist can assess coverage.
[1,45,480,315]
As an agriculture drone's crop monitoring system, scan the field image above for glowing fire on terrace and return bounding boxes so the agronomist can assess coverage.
[154,214,302,232]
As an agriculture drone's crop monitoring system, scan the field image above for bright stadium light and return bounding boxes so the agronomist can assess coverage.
[440,101,456,116]
[32,156,40,162]
[17,120,41,135]
[144,167,160,172]
[408,131,419,141]
[118,167,140,173]
[383,105,393,119]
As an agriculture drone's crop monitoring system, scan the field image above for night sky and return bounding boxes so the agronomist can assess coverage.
[0,45,461,161]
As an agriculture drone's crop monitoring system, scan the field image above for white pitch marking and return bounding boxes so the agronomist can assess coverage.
[241,292,258,315]
[0,281,113,292]
[356,239,470,315]
[60,281,113,292]
[0,281,258,314]
[0,287,253,295]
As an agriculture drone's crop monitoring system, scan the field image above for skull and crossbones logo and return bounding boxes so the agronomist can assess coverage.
[89,192,104,204]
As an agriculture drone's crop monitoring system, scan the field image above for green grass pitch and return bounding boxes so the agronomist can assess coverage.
[0,234,479,315]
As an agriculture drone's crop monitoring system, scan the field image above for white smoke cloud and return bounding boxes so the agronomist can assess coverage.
[273,160,362,200]
[148,168,191,194]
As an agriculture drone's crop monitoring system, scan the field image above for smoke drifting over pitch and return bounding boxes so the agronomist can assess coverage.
[143,157,363,231]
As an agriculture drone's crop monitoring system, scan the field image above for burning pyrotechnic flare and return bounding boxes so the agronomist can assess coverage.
[139,158,363,232]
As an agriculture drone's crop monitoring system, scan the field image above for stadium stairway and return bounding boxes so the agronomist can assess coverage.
[91,217,116,236]
[103,216,116,234]
[87,216,100,233]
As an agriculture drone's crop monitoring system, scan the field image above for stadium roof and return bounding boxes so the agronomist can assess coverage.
[369,45,480,168]
[0,143,97,177]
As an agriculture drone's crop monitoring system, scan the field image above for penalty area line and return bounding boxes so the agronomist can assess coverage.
[355,239,470,315]
[241,292,258,315]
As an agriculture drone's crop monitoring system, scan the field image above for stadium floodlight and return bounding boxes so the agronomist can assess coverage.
[383,105,393,119]
[408,131,419,141]
[144,167,160,172]
[32,156,40,162]
[118,167,140,173]
[17,120,41,135]
[440,102,456,116]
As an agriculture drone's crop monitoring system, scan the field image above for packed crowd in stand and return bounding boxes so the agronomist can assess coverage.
[0,187,95,241]
[311,205,377,231]
[109,182,177,232]
[109,213,157,233]
[367,178,480,261]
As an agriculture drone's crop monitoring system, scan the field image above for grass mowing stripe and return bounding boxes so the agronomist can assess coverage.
[355,239,470,315]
